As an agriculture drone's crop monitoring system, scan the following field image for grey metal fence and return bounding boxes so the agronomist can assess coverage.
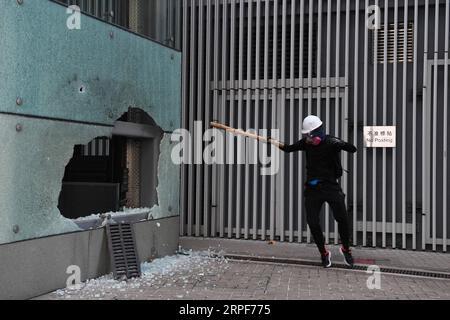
[181,0,450,252]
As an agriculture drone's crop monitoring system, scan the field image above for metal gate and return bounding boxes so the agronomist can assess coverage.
[424,60,449,250]
[181,0,449,252]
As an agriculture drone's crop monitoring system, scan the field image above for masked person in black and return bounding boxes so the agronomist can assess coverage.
[276,115,357,268]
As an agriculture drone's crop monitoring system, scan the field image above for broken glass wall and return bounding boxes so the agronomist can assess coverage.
[52,0,182,50]
[0,0,181,244]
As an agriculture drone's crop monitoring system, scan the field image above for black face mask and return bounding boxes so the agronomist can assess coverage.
[305,126,325,145]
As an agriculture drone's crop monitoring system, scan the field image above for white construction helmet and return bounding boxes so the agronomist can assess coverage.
[301,115,323,134]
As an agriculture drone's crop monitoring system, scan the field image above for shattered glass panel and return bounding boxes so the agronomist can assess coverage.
[0,0,181,244]
[0,118,180,244]
[0,0,181,131]
[148,134,180,220]
[0,114,111,244]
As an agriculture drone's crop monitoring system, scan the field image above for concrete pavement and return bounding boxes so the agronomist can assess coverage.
[37,237,450,300]
[180,237,450,275]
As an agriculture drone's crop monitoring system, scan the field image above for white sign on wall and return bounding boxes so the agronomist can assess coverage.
[363,126,396,148]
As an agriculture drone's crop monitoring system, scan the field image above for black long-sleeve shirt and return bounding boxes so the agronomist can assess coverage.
[280,135,357,182]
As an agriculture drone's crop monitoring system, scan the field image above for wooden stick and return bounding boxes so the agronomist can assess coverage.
[210,121,285,148]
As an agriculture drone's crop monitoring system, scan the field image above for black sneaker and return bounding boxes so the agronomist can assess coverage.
[340,247,354,268]
[321,251,332,268]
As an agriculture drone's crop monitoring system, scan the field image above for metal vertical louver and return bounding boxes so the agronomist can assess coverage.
[233,6,317,80]
[106,223,141,280]
[182,0,450,252]
[373,22,414,64]
[82,137,111,157]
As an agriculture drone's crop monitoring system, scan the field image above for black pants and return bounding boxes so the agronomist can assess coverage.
[304,181,351,254]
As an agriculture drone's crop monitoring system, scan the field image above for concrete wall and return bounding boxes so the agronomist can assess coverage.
[0,216,179,300]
